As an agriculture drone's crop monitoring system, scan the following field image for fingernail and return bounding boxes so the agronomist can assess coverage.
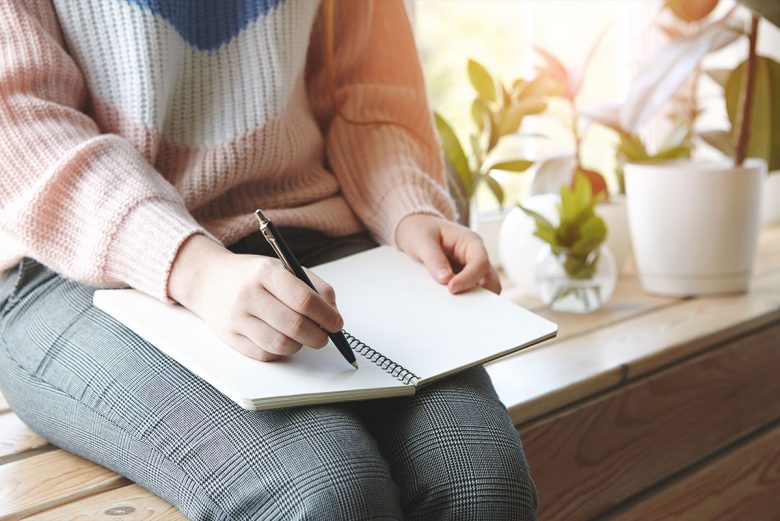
[437,268,450,281]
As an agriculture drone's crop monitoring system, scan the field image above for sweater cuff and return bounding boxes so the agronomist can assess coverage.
[370,180,457,246]
[103,197,220,303]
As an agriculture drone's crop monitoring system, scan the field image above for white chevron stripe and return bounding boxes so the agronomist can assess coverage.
[52,0,320,145]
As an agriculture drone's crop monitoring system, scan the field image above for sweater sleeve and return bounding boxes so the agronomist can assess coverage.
[0,1,218,303]
[305,0,458,246]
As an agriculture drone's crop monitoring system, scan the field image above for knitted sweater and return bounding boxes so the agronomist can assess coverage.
[0,0,456,303]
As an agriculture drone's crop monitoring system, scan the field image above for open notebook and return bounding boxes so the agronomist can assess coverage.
[93,246,557,410]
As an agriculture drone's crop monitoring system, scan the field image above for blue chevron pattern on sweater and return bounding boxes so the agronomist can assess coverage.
[125,0,286,51]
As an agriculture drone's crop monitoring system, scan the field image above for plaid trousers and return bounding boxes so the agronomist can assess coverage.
[0,228,538,521]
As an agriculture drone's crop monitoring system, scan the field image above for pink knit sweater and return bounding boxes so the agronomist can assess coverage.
[0,0,456,303]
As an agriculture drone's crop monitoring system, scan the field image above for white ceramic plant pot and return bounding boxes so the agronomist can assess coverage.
[470,207,506,269]
[625,159,766,296]
[761,172,780,226]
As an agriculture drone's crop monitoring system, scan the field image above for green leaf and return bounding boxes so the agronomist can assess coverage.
[518,204,557,246]
[468,59,496,102]
[617,134,650,161]
[471,99,489,132]
[487,160,534,173]
[725,56,780,170]
[484,175,505,206]
[651,143,691,160]
[496,98,546,136]
[516,75,548,100]
[434,112,474,195]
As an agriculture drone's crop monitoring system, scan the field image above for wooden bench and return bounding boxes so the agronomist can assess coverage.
[2,226,779,521]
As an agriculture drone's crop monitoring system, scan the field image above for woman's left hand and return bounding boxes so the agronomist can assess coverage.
[396,214,501,295]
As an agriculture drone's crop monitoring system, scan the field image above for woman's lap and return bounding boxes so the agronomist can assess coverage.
[0,229,537,520]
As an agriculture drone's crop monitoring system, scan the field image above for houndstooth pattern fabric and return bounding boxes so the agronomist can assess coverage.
[0,229,538,521]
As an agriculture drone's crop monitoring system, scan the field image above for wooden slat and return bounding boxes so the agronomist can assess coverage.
[519,323,780,521]
[0,413,47,464]
[608,422,780,521]
[22,484,186,521]
[0,449,129,521]
[488,268,780,425]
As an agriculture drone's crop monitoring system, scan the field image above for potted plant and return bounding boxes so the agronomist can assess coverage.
[519,173,616,313]
[435,59,548,265]
[498,33,633,295]
[605,1,779,296]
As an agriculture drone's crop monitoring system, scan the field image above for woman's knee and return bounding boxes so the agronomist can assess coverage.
[210,407,404,521]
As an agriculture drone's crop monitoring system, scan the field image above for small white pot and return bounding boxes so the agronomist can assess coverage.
[761,172,780,226]
[471,208,506,269]
[625,159,766,296]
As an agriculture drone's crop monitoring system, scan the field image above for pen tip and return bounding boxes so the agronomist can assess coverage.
[351,361,359,370]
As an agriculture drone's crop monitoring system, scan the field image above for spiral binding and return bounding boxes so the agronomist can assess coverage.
[342,330,420,386]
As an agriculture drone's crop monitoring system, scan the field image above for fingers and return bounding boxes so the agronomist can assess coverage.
[479,268,502,295]
[305,268,337,306]
[235,313,304,358]
[414,232,454,284]
[226,330,283,362]
[246,290,329,349]
[261,265,343,333]
[447,237,492,294]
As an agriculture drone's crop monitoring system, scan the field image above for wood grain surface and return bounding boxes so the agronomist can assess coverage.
[22,484,186,521]
[0,413,47,464]
[519,324,780,521]
[608,422,780,521]
[489,269,780,425]
[0,449,128,521]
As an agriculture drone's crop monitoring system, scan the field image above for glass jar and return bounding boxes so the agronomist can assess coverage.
[535,244,617,313]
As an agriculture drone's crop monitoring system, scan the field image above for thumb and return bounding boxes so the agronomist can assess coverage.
[415,239,453,284]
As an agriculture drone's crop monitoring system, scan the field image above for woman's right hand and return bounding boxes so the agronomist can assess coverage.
[167,234,343,362]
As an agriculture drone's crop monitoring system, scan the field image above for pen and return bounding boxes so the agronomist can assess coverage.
[254,209,358,369]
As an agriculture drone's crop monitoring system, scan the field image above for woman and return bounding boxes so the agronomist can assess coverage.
[0,1,538,519]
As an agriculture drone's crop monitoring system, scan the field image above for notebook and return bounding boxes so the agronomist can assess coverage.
[93,246,557,410]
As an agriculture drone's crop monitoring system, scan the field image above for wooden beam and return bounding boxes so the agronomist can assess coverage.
[519,324,780,521]
[0,449,128,521]
[22,484,186,521]
[0,413,47,465]
[489,269,780,425]
[608,422,780,521]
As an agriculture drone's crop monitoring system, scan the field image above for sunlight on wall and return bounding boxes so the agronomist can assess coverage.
[413,0,778,212]
[415,0,659,210]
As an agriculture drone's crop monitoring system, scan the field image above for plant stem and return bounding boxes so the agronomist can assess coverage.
[733,14,759,167]
[572,108,583,171]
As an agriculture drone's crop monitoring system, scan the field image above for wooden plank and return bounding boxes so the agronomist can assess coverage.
[608,422,780,521]
[488,268,780,425]
[22,484,185,521]
[0,413,48,464]
[0,449,129,521]
[519,323,780,521]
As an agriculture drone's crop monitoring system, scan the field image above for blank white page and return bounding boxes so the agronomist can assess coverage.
[311,246,558,385]
[93,290,412,410]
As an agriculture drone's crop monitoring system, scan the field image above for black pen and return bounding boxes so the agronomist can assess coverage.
[254,209,358,369]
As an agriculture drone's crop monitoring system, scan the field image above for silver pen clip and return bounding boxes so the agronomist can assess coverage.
[254,209,294,273]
